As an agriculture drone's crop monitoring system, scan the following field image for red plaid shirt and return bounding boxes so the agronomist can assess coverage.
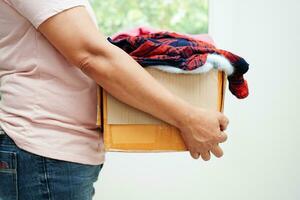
[108,31,249,99]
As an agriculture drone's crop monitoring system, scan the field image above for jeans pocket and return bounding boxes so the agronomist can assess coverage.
[0,150,18,200]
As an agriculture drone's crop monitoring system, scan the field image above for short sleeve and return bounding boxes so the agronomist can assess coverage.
[5,0,87,28]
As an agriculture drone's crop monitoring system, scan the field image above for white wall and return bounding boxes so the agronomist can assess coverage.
[94,0,300,199]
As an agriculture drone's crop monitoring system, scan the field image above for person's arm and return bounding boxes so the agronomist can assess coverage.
[38,6,229,161]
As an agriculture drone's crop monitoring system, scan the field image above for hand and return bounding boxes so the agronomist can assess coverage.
[177,106,229,161]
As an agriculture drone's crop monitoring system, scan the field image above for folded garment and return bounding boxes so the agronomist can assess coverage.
[108,31,249,99]
[113,27,233,74]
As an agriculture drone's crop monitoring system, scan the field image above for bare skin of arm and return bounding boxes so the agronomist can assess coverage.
[38,6,229,161]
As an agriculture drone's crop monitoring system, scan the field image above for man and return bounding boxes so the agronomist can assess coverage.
[0,0,229,199]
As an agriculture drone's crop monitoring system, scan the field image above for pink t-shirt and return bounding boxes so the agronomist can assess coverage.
[0,0,105,165]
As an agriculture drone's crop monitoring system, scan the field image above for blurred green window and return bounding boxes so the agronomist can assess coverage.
[90,0,208,36]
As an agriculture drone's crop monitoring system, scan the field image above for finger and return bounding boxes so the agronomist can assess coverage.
[210,144,224,158]
[200,151,211,161]
[189,151,200,159]
[216,131,228,143]
[218,114,229,131]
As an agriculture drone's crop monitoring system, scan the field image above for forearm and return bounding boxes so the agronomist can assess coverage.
[80,43,193,128]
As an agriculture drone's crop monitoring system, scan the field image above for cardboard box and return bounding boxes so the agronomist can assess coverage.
[97,68,227,152]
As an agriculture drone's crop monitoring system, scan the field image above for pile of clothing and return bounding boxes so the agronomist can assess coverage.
[108,27,249,99]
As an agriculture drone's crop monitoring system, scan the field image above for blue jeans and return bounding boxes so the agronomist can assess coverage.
[0,128,104,200]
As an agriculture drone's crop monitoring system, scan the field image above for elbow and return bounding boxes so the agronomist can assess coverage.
[77,54,94,73]
[72,43,116,79]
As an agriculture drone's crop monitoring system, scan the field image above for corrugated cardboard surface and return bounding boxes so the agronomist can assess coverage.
[107,68,219,124]
[102,68,227,152]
